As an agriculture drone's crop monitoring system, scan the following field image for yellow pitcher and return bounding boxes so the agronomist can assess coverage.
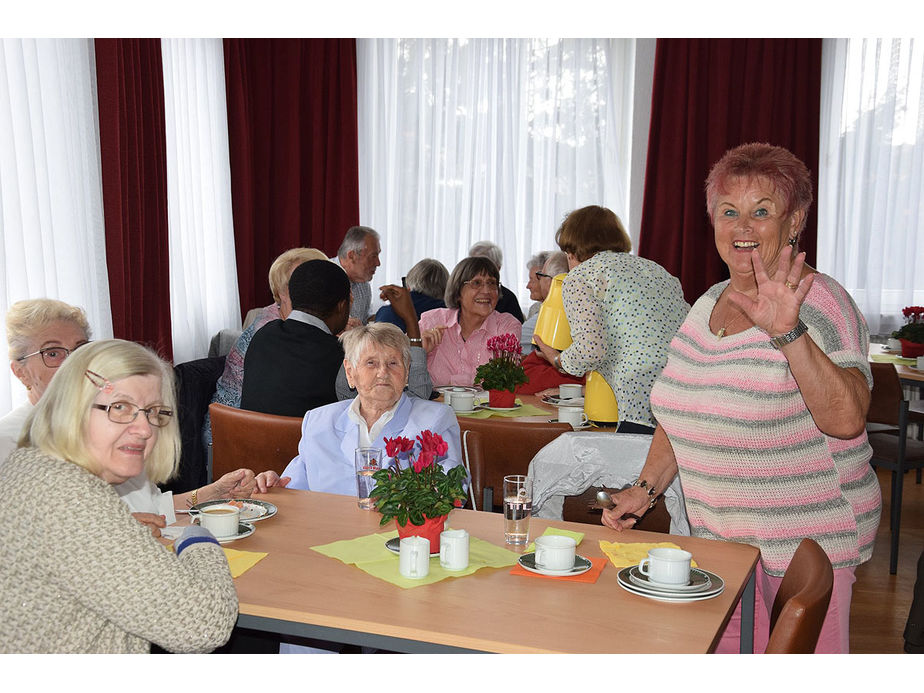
[584,370,619,425]
[532,274,572,350]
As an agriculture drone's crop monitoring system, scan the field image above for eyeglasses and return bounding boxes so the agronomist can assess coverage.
[91,401,174,428]
[17,343,89,368]
[463,278,500,292]
[535,272,554,280]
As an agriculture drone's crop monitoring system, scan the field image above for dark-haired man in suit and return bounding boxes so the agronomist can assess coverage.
[241,260,351,418]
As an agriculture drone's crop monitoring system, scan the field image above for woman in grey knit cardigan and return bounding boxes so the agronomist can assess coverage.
[0,339,238,653]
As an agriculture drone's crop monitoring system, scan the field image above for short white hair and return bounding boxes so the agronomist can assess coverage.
[468,241,502,270]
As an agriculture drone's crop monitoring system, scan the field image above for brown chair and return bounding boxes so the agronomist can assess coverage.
[866,363,924,574]
[460,429,485,511]
[208,403,304,482]
[457,417,571,512]
[561,486,672,533]
[765,538,834,653]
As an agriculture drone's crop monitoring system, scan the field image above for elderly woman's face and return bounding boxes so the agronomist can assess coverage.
[526,267,543,302]
[86,374,162,485]
[11,320,89,403]
[344,343,408,410]
[713,176,802,282]
[459,272,499,320]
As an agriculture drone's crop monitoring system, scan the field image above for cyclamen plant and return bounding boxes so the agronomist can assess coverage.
[893,306,924,344]
[370,431,467,526]
[474,332,528,393]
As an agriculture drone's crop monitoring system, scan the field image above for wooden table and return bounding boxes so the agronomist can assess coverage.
[443,391,619,430]
[231,488,759,653]
[869,343,924,384]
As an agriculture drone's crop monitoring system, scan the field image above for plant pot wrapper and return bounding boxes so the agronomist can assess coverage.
[395,514,447,554]
[488,388,516,408]
[900,338,924,358]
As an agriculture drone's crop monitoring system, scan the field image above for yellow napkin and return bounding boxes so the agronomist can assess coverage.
[598,540,698,569]
[311,530,520,589]
[223,548,268,578]
[870,353,916,366]
[455,401,551,419]
[526,526,585,553]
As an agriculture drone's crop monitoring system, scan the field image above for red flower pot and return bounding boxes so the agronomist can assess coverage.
[900,339,924,358]
[488,389,516,408]
[395,514,447,553]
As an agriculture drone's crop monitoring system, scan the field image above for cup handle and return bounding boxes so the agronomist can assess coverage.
[638,558,650,576]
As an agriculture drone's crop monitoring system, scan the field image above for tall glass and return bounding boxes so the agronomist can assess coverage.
[355,447,383,510]
[503,475,533,546]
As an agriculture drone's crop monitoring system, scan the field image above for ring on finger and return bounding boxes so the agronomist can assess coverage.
[785,280,798,290]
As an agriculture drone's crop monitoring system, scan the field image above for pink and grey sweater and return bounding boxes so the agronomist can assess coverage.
[650,274,881,576]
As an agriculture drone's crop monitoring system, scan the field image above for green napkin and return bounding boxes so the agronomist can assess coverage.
[870,353,916,366]
[311,530,520,589]
[526,526,585,553]
[455,401,551,419]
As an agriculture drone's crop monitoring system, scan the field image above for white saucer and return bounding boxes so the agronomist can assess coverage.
[213,522,255,544]
[385,536,439,557]
[452,408,476,414]
[616,567,725,602]
[517,552,593,576]
[191,498,277,522]
[628,565,712,593]
[476,404,520,412]
[549,419,591,430]
[541,395,584,407]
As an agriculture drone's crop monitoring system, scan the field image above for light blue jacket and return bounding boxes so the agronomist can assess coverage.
[282,393,464,495]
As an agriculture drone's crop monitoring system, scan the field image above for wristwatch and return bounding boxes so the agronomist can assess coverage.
[768,319,808,349]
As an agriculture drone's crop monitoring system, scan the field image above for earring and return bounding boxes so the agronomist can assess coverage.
[788,236,798,247]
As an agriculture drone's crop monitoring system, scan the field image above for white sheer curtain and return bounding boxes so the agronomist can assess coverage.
[818,38,924,336]
[161,38,240,364]
[356,38,637,309]
[0,38,112,415]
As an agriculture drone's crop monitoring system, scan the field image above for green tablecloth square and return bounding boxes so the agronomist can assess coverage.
[311,530,520,589]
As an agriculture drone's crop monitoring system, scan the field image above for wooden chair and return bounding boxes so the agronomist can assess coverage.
[765,538,834,653]
[561,486,672,533]
[461,429,485,511]
[457,417,571,512]
[866,363,924,574]
[208,403,303,482]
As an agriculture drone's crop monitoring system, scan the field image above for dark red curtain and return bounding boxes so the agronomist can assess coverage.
[223,38,360,317]
[638,39,823,305]
[95,38,173,361]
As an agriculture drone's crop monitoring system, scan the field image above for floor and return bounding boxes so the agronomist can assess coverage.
[850,465,923,653]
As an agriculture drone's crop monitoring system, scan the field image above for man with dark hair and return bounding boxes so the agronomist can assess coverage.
[241,260,352,417]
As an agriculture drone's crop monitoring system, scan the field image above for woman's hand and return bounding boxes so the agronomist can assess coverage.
[600,488,651,531]
[729,245,815,336]
[422,326,447,353]
[213,468,256,499]
[532,334,560,367]
[255,471,291,494]
[379,285,415,322]
[132,512,166,538]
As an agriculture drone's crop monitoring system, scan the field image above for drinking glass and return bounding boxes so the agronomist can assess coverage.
[355,447,383,510]
[503,475,533,546]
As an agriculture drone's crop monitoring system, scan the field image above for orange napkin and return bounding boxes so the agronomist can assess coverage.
[509,556,607,583]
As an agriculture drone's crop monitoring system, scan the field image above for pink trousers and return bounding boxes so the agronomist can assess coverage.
[714,560,856,654]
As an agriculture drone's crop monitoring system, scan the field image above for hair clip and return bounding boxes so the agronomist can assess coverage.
[85,369,114,395]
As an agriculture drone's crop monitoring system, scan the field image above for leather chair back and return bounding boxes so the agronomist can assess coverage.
[765,538,834,653]
[208,403,303,482]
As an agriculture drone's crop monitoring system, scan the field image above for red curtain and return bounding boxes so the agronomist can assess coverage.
[95,38,173,361]
[638,39,823,305]
[223,38,360,316]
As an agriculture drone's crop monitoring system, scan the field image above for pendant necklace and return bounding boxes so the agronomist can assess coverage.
[717,305,749,339]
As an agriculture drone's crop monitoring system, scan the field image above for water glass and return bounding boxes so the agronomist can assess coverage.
[354,447,383,510]
[503,475,533,546]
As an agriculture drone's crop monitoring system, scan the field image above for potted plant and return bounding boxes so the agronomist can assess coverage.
[892,306,924,358]
[474,332,528,408]
[370,431,468,553]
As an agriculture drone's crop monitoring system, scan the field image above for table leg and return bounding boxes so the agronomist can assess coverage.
[739,570,756,654]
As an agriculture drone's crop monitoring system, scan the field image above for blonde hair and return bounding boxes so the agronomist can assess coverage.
[6,299,91,360]
[340,322,411,374]
[267,248,329,303]
[21,339,180,485]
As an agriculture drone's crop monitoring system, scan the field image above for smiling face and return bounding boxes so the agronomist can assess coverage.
[526,267,543,302]
[713,176,804,286]
[11,320,90,404]
[344,343,409,413]
[85,374,162,485]
[459,272,500,322]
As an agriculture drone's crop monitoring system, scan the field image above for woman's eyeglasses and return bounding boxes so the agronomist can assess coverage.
[91,401,174,428]
[17,343,89,368]
[535,272,554,280]
[463,278,500,292]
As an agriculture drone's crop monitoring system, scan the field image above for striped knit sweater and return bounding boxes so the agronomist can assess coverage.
[650,274,881,576]
[0,447,239,653]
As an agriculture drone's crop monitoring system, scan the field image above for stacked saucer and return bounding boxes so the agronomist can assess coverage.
[616,565,725,602]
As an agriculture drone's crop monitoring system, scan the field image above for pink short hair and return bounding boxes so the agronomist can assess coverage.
[705,143,813,234]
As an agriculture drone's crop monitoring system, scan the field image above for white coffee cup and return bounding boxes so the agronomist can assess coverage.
[398,536,431,579]
[916,356,924,370]
[638,547,692,586]
[887,337,902,351]
[197,503,241,538]
[451,392,475,412]
[444,387,468,407]
[559,383,582,400]
[557,406,589,428]
[534,534,576,571]
[440,528,470,571]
